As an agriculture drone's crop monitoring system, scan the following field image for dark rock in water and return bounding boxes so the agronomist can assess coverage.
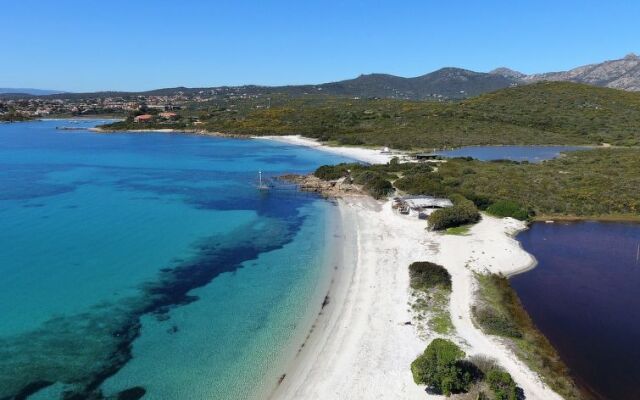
[167,325,179,334]
[116,386,146,400]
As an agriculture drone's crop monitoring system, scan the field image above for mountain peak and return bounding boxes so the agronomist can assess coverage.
[623,52,639,60]
[489,67,526,79]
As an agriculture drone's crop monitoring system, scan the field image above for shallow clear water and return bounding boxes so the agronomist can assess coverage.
[434,145,586,162]
[513,222,640,400]
[0,120,351,399]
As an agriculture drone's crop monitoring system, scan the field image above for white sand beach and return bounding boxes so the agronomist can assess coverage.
[256,135,396,164]
[271,197,562,400]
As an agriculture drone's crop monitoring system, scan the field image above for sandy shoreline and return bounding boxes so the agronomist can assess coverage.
[256,135,396,164]
[271,197,562,400]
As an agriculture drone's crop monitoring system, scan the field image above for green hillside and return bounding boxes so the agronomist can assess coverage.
[102,82,640,149]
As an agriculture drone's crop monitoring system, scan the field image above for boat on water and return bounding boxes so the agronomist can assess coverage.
[256,170,271,191]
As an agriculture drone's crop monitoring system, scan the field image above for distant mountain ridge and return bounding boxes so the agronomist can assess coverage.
[0,88,66,96]
[2,54,639,101]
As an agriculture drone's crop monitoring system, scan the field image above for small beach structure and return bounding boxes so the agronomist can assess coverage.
[394,195,453,215]
[414,153,441,161]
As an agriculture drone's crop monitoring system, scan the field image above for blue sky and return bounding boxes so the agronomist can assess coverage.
[1,0,638,92]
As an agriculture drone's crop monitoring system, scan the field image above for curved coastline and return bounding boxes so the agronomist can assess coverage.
[75,125,568,398]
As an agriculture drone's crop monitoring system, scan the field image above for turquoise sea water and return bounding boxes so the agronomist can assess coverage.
[0,120,351,399]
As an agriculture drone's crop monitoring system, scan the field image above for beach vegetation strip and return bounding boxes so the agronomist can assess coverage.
[472,273,582,400]
[409,262,454,336]
[315,147,640,220]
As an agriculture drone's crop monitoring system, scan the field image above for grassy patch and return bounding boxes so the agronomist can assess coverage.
[473,274,581,400]
[409,262,454,336]
[444,225,471,235]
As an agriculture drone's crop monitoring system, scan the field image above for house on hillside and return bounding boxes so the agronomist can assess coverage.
[159,112,178,120]
[134,114,153,123]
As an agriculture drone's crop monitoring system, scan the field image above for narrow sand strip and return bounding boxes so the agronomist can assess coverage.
[256,135,395,164]
[272,197,561,400]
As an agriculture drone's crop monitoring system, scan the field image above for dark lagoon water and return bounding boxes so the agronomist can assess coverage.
[512,222,640,400]
[0,120,352,399]
[435,145,587,162]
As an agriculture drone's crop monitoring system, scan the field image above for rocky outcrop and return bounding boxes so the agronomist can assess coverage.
[523,53,640,91]
[280,175,364,198]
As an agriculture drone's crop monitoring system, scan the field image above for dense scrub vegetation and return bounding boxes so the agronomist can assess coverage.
[473,274,581,400]
[316,148,640,218]
[428,195,481,230]
[485,368,519,400]
[485,200,530,221]
[411,339,475,396]
[409,262,452,290]
[0,112,31,122]
[101,82,640,149]
[411,339,522,399]
[313,162,396,199]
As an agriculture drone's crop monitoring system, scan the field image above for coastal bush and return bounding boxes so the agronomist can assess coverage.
[362,176,394,199]
[428,198,480,231]
[314,163,360,181]
[409,261,451,291]
[411,339,473,396]
[352,170,394,199]
[474,307,522,338]
[394,173,448,197]
[486,368,518,400]
[486,200,530,221]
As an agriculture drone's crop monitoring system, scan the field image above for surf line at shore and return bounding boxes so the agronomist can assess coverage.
[267,196,562,400]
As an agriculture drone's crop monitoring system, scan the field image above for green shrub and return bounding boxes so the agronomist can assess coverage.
[395,173,448,197]
[353,170,394,199]
[411,339,473,396]
[486,200,530,220]
[363,176,394,199]
[473,307,522,338]
[486,368,518,400]
[428,198,480,231]
[314,163,358,180]
[409,261,451,291]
